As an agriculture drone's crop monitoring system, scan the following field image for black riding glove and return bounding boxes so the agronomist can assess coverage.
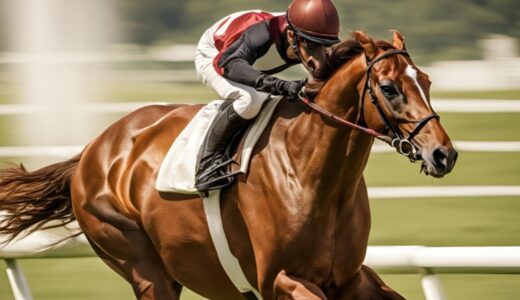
[285,79,308,102]
[255,75,307,101]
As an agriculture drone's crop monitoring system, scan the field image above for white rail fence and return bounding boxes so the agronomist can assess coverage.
[2,233,520,300]
[0,100,519,115]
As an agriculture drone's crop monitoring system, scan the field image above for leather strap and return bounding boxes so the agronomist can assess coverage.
[299,92,393,144]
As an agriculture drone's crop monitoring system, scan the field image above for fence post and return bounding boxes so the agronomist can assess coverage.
[421,268,446,300]
[5,259,33,300]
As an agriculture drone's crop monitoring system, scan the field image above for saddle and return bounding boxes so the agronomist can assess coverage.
[155,96,282,194]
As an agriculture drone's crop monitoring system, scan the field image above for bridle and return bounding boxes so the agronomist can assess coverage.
[299,49,439,162]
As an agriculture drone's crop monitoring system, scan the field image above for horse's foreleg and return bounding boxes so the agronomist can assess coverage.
[336,265,405,300]
[273,270,327,299]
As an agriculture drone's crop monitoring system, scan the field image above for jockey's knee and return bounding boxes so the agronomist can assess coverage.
[231,92,265,120]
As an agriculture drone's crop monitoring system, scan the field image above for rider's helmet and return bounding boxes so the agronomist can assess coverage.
[287,0,341,46]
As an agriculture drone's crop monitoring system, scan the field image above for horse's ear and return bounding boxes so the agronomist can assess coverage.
[352,31,377,60]
[391,30,407,50]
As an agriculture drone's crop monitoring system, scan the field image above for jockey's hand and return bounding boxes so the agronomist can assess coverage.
[285,78,307,102]
[255,76,307,101]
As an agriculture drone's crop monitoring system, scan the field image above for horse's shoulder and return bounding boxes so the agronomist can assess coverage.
[272,99,307,121]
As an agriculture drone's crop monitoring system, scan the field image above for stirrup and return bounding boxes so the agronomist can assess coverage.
[195,170,242,195]
[200,158,234,177]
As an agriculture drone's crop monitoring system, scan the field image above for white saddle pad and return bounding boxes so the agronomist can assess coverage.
[156,97,282,194]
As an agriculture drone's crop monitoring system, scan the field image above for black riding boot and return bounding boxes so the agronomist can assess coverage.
[195,103,250,193]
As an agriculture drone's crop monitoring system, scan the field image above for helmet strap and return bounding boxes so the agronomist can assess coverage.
[289,27,312,72]
[291,28,300,57]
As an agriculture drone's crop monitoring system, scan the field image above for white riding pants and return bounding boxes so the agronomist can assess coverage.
[194,27,270,120]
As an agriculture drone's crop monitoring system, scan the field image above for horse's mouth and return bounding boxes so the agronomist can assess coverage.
[420,161,445,178]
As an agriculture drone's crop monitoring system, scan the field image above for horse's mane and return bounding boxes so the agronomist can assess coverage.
[306,39,396,96]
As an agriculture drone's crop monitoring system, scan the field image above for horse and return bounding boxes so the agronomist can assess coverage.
[0,31,457,299]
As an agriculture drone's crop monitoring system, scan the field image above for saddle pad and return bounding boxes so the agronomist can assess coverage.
[155,96,282,194]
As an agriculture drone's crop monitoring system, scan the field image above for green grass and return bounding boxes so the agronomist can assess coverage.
[378,274,520,300]
[438,274,520,300]
[369,196,520,246]
[365,151,520,186]
[0,116,22,145]
[440,112,520,141]
[0,81,18,104]
[432,89,520,100]
[0,258,134,300]
[2,263,519,300]
[0,258,204,300]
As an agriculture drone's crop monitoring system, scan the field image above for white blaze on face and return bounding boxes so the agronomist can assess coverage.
[405,64,431,109]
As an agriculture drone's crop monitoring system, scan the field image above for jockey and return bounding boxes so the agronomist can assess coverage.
[194,0,341,193]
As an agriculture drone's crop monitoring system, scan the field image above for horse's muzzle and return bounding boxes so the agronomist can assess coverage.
[420,146,458,178]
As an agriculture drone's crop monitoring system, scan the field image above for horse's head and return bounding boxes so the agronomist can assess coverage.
[352,31,458,178]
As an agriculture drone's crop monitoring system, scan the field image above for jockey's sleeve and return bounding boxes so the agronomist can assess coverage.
[218,21,274,87]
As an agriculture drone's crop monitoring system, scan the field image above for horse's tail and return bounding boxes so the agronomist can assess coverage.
[0,154,81,244]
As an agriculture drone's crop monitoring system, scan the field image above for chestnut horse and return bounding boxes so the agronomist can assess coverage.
[0,31,456,299]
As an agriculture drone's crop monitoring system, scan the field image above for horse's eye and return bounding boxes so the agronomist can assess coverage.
[380,85,399,99]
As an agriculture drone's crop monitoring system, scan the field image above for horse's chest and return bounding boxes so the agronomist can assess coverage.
[274,214,368,288]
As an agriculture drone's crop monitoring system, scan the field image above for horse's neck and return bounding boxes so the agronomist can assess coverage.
[286,56,373,203]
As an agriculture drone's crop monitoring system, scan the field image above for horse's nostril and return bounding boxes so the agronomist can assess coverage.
[432,147,447,170]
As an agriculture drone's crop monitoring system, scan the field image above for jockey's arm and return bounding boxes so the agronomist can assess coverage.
[218,22,305,98]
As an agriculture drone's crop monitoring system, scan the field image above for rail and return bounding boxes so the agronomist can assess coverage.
[0,100,519,114]
[1,231,519,300]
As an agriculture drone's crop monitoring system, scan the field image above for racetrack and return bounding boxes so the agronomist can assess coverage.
[0,85,519,299]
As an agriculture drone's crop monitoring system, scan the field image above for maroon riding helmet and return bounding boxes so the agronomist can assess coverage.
[287,0,341,46]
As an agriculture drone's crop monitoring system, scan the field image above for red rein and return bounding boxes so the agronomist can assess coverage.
[298,95,394,145]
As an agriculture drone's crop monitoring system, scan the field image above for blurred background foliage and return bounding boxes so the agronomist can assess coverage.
[113,0,519,64]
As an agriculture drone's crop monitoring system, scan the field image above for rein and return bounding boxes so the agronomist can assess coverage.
[298,49,439,162]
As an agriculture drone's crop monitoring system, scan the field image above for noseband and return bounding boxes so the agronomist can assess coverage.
[299,49,439,162]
